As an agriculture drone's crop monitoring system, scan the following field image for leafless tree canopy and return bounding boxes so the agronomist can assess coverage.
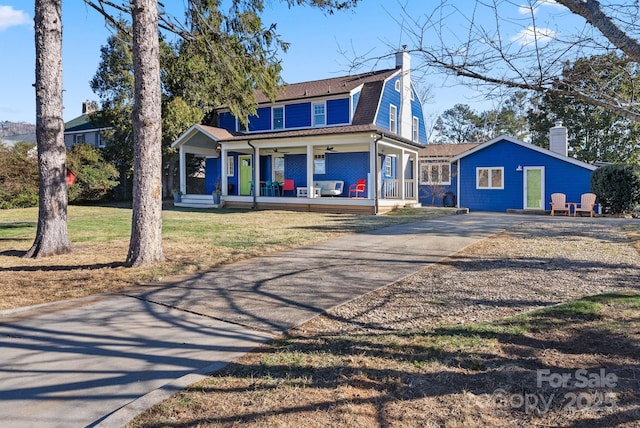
[354,0,640,121]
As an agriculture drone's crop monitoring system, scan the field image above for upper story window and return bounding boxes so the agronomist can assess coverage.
[412,116,419,143]
[389,104,397,133]
[395,80,401,92]
[237,118,247,132]
[476,167,504,189]
[272,106,284,129]
[313,102,326,126]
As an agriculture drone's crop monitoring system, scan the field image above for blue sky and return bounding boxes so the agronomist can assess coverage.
[0,0,568,125]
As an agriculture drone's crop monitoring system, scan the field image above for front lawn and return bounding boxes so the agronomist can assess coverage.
[0,204,454,310]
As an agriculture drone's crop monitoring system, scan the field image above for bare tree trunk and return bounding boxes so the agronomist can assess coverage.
[26,0,71,258]
[126,0,164,267]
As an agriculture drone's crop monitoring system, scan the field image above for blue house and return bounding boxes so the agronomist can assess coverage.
[418,123,598,212]
[172,49,426,214]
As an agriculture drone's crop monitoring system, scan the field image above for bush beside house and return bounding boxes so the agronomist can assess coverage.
[591,164,640,214]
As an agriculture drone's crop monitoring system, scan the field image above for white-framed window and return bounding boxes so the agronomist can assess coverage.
[420,160,451,185]
[410,89,415,101]
[314,154,326,174]
[226,155,234,177]
[272,106,284,129]
[394,80,401,91]
[476,167,504,189]
[313,102,326,126]
[412,116,419,142]
[389,104,397,133]
[74,134,85,145]
[237,118,247,132]
[384,156,392,177]
[96,133,105,148]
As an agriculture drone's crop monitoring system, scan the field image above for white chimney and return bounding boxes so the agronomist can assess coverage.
[395,46,413,140]
[549,120,568,156]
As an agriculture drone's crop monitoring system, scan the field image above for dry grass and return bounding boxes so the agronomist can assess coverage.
[0,204,453,310]
[128,219,640,428]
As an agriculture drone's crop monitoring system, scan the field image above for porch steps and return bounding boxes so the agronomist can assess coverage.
[174,194,220,209]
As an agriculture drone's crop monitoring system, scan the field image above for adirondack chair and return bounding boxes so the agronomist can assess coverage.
[574,193,597,217]
[550,193,570,216]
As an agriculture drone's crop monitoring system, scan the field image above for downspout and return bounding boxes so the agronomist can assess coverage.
[247,140,257,209]
[374,133,385,215]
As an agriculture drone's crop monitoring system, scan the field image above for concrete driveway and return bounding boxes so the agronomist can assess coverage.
[0,212,524,427]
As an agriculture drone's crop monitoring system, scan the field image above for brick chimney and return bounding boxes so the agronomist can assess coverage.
[82,101,98,115]
[549,120,568,156]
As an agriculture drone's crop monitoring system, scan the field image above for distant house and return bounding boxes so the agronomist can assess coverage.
[418,122,598,212]
[63,102,110,149]
[172,49,427,214]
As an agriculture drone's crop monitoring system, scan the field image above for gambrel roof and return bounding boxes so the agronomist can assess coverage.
[254,69,398,104]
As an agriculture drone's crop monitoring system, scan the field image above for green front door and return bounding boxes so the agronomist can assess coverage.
[239,155,253,195]
[524,167,544,209]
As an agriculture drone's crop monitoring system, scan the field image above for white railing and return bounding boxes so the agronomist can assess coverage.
[383,180,400,199]
[404,179,415,199]
[382,179,415,199]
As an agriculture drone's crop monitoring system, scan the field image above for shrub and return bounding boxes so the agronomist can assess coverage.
[590,164,640,214]
[67,144,119,202]
[0,143,39,209]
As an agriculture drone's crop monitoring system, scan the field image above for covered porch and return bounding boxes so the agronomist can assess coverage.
[172,125,420,214]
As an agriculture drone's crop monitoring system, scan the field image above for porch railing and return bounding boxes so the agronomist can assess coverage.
[382,179,415,199]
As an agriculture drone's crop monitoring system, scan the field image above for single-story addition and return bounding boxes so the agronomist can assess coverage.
[419,122,597,212]
[172,49,427,214]
[418,122,598,212]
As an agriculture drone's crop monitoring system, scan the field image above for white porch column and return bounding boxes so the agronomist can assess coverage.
[399,149,406,200]
[179,146,186,194]
[220,148,227,196]
[369,139,376,199]
[254,147,261,196]
[412,152,418,200]
[306,144,315,198]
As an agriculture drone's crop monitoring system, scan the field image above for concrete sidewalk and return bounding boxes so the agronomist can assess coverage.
[0,212,523,427]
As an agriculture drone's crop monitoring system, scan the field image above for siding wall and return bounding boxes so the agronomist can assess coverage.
[375,76,401,131]
[285,103,311,128]
[327,98,350,125]
[218,112,236,132]
[457,140,594,212]
[205,157,222,195]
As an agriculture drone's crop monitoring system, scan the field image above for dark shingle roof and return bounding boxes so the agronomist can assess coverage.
[207,123,423,149]
[64,114,110,132]
[351,80,384,126]
[419,143,479,158]
[254,69,398,104]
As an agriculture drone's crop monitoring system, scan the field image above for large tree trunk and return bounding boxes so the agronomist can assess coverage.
[26,0,71,258]
[126,0,164,267]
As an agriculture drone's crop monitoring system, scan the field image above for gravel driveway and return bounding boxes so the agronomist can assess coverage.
[304,217,640,334]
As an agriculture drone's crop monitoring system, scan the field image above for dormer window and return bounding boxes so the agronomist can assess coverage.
[272,106,284,130]
[313,102,326,126]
